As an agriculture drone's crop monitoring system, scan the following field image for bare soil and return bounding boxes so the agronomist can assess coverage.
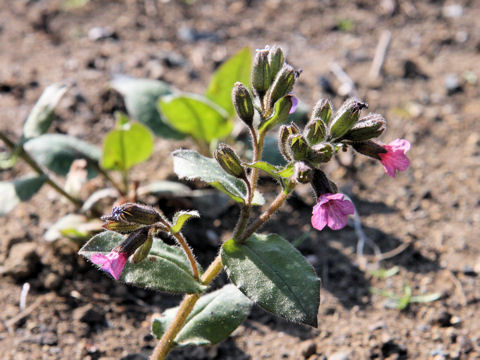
[1,1,479,359]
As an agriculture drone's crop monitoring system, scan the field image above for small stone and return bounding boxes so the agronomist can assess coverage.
[442,4,463,18]
[299,340,317,358]
[462,266,476,276]
[43,273,62,290]
[444,74,463,95]
[2,242,41,280]
[329,351,350,360]
[41,332,58,346]
[73,304,106,324]
[88,27,118,41]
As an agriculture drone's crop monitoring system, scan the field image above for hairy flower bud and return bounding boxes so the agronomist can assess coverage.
[251,48,271,97]
[352,140,387,160]
[329,98,368,139]
[310,169,337,199]
[103,220,142,234]
[265,64,296,109]
[311,98,333,125]
[307,143,334,167]
[102,203,163,225]
[232,82,254,127]
[131,229,153,264]
[288,134,310,161]
[114,226,151,256]
[278,123,300,161]
[341,113,386,141]
[214,143,246,180]
[294,161,314,184]
[304,119,327,145]
[268,45,284,80]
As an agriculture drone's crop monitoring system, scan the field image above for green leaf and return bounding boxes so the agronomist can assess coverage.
[44,214,102,242]
[172,149,264,206]
[368,266,400,279]
[110,75,184,139]
[205,47,252,118]
[102,119,154,171]
[159,94,232,143]
[152,284,252,346]
[171,210,200,234]
[0,175,47,216]
[245,161,293,180]
[22,84,68,140]
[24,134,101,178]
[79,231,206,294]
[411,292,442,303]
[221,233,320,327]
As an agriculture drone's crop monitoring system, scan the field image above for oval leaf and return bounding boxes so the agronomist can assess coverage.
[102,121,154,171]
[171,210,200,234]
[79,231,206,294]
[110,75,184,139]
[221,233,321,327]
[24,134,101,178]
[159,94,232,143]
[22,84,68,140]
[205,47,252,118]
[172,149,264,206]
[0,175,46,216]
[152,284,252,346]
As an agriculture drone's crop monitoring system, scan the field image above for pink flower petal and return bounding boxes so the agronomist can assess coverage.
[379,138,411,178]
[311,193,355,231]
[289,95,298,114]
[91,251,128,280]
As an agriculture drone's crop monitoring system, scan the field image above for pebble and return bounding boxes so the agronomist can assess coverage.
[72,304,106,324]
[442,4,463,18]
[329,351,350,360]
[444,74,463,95]
[1,242,41,280]
[299,340,317,358]
[88,26,118,41]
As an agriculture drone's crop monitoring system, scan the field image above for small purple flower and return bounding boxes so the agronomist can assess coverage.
[91,251,128,280]
[311,193,354,231]
[289,94,298,114]
[379,139,411,178]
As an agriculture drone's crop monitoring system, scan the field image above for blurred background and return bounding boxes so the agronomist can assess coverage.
[0,1,479,359]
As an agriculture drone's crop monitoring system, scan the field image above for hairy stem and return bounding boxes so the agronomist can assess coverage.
[173,232,200,280]
[0,132,82,207]
[150,254,223,360]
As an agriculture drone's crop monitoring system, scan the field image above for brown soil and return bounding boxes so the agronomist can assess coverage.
[1,1,479,359]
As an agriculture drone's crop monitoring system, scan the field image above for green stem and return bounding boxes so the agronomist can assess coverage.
[0,132,82,207]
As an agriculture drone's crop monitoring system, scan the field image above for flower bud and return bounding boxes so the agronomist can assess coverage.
[114,226,150,256]
[103,220,142,234]
[131,229,153,264]
[214,143,246,180]
[294,161,314,184]
[352,140,387,160]
[102,203,162,225]
[307,143,333,167]
[265,64,297,109]
[278,123,300,161]
[251,48,271,97]
[329,98,368,139]
[310,169,337,198]
[304,119,327,145]
[232,82,254,127]
[288,134,310,161]
[341,113,386,141]
[259,95,293,132]
[268,45,284,80]
[311,98,333,125]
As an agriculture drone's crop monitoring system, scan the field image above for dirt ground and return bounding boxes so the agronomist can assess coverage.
[1,0,479,359]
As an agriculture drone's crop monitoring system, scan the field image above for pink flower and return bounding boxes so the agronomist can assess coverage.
[311,193,355,231]
[379,139,411,178]
[90,251,128,280]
